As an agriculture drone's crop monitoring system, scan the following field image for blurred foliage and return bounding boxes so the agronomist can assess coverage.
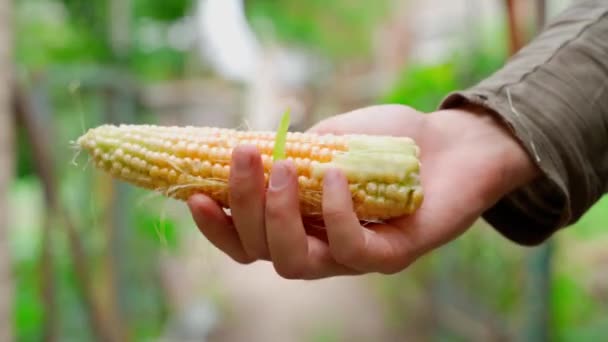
[133,0,194,22]
[14,0,190,339]
[15,1,109,67]
[245,0,391,60]
[382,63,460,112]
[16,0,189,81]
[11,0,608,341]
[15,127,35,178]
[565,195,608,240]
[381,23,509,111]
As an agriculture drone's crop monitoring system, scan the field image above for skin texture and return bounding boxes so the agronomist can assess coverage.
[187,105,539,279]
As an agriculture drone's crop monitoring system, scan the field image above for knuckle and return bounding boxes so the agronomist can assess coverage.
[231,253,256,265]
[377,103,418,116]
[390,103,415,112]
[377,263,405,275]
[377,254,415,275]
[244,246,269,261]
[265,199,288,222]
[332,239,366,266]
[229,177,254,204]
[274,261,307,280]
[323,206,350,224]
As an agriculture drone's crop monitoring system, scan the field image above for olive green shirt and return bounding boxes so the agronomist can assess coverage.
[440,0,608,245]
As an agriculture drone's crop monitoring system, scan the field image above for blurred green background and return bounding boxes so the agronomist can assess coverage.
[6,0,608,341]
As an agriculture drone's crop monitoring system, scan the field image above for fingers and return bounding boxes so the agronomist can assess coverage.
[190,161,424,277]
[321,169,369,269]
[264,161,358,279]
[303,236,361,279]
[228,145,269,259]
[265,161,309,278]
[322,169,419,274]
[187,194,254,264]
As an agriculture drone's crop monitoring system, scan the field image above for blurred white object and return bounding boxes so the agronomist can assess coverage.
[159,299,219,342]
[195,0,317,130]
[196,0,262,83]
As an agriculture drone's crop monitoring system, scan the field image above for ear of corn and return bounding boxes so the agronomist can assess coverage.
[76,124,423,221]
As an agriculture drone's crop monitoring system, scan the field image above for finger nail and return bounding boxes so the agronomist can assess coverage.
[270,161,290,190]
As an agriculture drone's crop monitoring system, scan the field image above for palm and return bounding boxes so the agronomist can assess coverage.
[308,105,528,267]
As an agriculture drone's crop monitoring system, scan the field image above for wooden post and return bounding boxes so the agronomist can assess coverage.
[0,0,13,340]
[505,0,523,55]
[536,0,546,31]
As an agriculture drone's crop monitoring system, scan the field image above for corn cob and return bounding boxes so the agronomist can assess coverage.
[76,124,423,220]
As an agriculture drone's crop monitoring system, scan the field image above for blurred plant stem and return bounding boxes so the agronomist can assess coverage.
[523,243,553,342]
[40,211,57,342]
[14,83,120,342]
[433,242,510,341]
[28,78,58,342]
[0,0,13,340]
[100,0,136,339]
[92,82,135,342]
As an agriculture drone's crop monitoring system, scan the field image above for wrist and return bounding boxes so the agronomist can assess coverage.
[429,104,540,198]
[472,104,540,189]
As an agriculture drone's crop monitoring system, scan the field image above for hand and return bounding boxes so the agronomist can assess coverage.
[187,104,539,279]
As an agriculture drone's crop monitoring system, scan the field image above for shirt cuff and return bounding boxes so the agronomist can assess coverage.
[439,91,570,245]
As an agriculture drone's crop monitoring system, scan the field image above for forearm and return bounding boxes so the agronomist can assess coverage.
[440,0,608,245]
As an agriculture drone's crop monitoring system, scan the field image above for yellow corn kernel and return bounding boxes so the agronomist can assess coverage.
[76,124,423,220]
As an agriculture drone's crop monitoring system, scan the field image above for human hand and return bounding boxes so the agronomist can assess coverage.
[187,104,539,279]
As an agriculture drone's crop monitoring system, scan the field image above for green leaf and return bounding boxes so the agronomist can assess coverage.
[273,108,291,161]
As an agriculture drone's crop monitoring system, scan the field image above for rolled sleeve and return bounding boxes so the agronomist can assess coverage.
[439,1,608,245]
